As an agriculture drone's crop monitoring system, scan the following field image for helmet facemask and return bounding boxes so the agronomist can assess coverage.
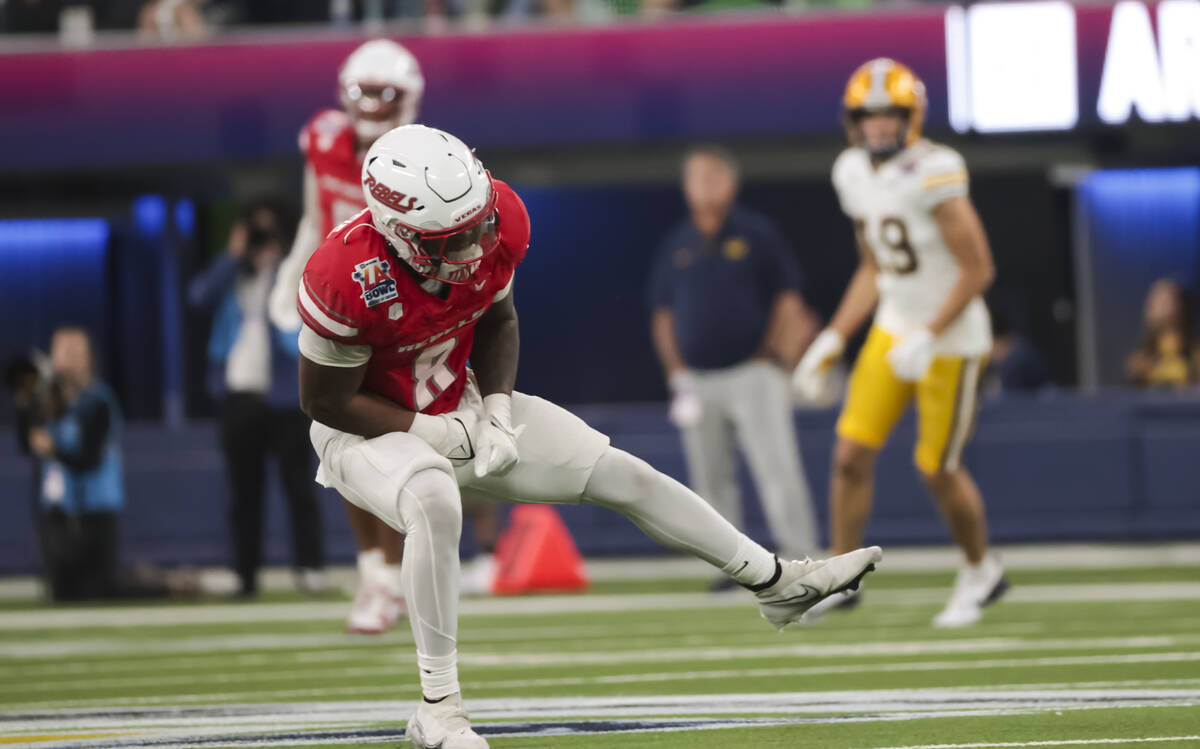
[384,194,500,286]
[341,81,413,142]
[846,106,912,163]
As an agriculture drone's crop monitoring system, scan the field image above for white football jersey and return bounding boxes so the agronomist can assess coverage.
[832,139,991,357]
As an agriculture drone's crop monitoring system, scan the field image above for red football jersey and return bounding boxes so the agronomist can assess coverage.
[298,180,530,415]
[298,109,365,236]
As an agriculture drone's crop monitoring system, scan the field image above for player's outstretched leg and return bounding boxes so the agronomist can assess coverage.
[579,446,882,630]
[923,467,1008,628]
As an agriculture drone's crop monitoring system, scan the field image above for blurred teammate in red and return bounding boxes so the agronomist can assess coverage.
[296,123,882,748]
[270,40,498,635]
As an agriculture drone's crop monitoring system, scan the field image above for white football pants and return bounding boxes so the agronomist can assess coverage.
[309,382,776,699]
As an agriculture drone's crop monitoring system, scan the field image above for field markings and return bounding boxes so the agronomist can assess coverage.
[2,691,1198,748]
[2,635,1199,696]
[468,651,1200,691]
[5,653,1200,711]
[3,583,1200,631]
[3,630,1197,667]
[872,738,1200,748]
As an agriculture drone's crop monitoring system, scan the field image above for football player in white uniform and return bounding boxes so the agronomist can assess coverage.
[794,59,1009,628]
[298,124,884,747]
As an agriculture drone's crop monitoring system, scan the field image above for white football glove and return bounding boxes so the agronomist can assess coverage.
[792,329,845,402]
[667,371,703,429]
[407,410,477,462]
[473,393,526,478]
[887,328,935,382]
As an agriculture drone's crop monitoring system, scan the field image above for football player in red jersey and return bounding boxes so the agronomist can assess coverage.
[296,124,884,749]
[273,40,507,635]
[269,40,424,635]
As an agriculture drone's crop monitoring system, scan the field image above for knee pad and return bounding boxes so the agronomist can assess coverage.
[398,467,463,541]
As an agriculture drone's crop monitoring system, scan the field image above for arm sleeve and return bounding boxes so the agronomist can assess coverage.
[918,147,970,211]
[50,397,110,472]
[187,253,240,309]
[298,324,372,368]
[270,167,323,332]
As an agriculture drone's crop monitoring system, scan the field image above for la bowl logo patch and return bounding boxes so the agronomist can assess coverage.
[352,258,399,308]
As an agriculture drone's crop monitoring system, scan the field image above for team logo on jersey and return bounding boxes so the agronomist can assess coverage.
[388,302,404,320]
[723,237,749,261]
[352,258,399,308]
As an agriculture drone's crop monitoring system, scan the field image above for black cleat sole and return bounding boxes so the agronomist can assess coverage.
[833,563,876,596]
[981,575,1010,608]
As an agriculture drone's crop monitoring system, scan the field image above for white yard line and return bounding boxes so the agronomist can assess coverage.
[872,738,1200,749]
[4,542,1197,600]
[2,632,1195,671]
[469,651,1200,690]
[582,543,1200,579]
[6,652,1200,711]
[2,582,1199,631]
[5,689,1199,729]
[3,691,1198,749]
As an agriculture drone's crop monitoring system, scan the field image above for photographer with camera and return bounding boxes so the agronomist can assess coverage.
[188,199,326,597]
[6,328,172,601]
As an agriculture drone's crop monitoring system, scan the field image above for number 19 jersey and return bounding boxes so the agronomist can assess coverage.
[832,139,991,356]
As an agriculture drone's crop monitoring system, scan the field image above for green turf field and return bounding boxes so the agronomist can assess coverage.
[1,560,1198,748]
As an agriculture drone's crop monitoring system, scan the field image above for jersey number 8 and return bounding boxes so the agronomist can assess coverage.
[413,338,459,411]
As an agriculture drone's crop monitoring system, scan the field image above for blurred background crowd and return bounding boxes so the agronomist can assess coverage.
[0,0,885,39]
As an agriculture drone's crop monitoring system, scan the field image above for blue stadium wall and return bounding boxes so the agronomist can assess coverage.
[2,393,1200,574]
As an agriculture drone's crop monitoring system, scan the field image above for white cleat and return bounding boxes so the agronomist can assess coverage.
[933,553,1010,629]
[346,584,406,635]
[756,546,882,631]
[799,587,862,626]
[407,693,488,748]
[460,554,497,597]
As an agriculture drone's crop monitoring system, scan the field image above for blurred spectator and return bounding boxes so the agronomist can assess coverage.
[7,328,175,601]
[188,199,326,597]
[135,0,207,40]
[981,308,1050,396]
[1125,279,1200,389]
[5,352,51,519]
[649,145,819,589]
[1,0,65,32]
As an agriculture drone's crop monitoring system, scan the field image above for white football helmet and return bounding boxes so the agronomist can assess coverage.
[361,124,499,286]
[339,39,425,143]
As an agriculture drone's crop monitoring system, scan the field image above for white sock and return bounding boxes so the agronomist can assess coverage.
[357,548,384,585]
[417,650,460,701]
[582,447,776,587]
[721,535,778,588]
[377,563,404,598]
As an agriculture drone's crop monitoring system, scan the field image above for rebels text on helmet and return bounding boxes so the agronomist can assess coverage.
[364,173,423,214]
